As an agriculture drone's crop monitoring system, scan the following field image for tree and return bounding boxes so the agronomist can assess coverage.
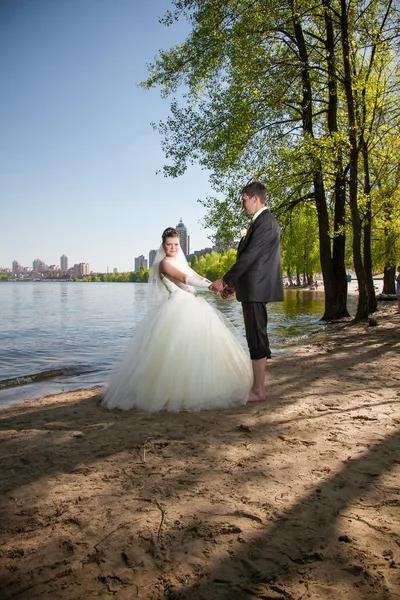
[191,249,238,280]
[142,0,348,318]
[129,267,150,283]
[142,0,400,319]
[190,254,199,270]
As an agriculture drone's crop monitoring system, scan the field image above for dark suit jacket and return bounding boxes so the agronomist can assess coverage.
[223,209,284,303]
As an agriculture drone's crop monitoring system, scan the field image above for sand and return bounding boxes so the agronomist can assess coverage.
[0,302,399,599]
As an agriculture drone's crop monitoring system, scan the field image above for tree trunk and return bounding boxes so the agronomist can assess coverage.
[382,202,397,294]
[324,0,350,318]
[363,213,377,310]
[340,0,369,320]
[314,170,346,319]
[383,267,395,294]
[292,4,347,320]
[361,138,377,313]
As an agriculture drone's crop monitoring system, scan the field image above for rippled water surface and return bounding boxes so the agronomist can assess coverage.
[0,282,356,407]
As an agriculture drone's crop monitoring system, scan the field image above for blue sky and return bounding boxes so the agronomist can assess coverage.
[0,0,217,272]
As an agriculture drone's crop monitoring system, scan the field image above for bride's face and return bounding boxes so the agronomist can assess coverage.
[163,236,180,258]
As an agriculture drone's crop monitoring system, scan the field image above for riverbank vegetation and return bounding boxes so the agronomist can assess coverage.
[80,266,151,283]
[77,251,237,283]
[141,0,400,320]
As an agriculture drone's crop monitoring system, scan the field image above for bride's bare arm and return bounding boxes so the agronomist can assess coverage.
[159,259,187,283]
[160,259,212,289]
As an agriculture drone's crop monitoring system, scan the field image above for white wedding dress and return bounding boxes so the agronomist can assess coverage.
[101,248,252,412]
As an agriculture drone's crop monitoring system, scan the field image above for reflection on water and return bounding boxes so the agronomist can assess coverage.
[0,282,357,406]
[207,288,347,349]
[272,290,327,344]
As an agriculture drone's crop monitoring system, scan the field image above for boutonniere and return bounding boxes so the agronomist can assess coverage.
[240,228,248,239]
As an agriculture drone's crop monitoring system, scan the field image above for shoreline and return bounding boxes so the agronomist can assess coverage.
[0,301,399,599]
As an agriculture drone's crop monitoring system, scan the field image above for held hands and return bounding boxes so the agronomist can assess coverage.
[209,279,236,299]
[220,285,236,299]
[184,275,236,299]
[209,278,225,294]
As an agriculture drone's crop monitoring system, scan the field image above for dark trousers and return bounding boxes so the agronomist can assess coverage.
[242,302,271,360]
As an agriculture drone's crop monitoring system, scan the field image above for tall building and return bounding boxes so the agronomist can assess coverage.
[12,260,22,273]
[60,254,68,272]
[149,249,157,268]
[74,263,90,277]
[176,218,188,256]
[135,255,148,270]
[33,259,46,272]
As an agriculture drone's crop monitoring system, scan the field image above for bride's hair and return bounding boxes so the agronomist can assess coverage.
[162,227,179,242]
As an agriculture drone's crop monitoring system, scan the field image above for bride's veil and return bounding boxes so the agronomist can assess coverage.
[146,244,192,311]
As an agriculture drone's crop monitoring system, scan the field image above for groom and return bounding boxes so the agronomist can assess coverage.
[210,182,283,402]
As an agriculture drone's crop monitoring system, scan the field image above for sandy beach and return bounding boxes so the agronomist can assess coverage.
[0,301,399,599]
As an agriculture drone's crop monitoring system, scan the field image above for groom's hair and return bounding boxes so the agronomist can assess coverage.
[241,182,267,203]
[162,227,179,242]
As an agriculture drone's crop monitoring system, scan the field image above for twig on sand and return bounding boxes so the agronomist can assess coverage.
[154,499,165,540]
[139,437,154,463]
[94,525,122,552]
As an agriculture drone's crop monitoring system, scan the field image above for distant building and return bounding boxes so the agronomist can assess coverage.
[33,259,46,272]
[60,254,68,272]
[113,268,118,274]
[12,260,22,273]
[74,263,90,277]
[149,249,157,268]
[135,255,148,270]
[187,247,216,263]
[135,254,147,271]
[176,218,188,256]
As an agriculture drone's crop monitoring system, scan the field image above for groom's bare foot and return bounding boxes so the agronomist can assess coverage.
[247,391,266,402]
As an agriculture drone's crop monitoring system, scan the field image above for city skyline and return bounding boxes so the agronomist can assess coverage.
[4,219,212,273]
[0,1,217,273]
[3,216,208,273]
[8,256,90,275]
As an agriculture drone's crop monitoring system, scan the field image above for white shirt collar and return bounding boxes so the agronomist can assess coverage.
[252,206,268,221]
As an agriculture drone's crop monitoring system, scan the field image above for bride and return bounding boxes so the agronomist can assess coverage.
[101,227,252,412]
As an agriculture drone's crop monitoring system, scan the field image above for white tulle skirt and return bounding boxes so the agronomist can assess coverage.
[101,290,252,412]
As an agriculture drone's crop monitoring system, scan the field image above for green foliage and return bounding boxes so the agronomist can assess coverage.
[190,254,199,269]
[0,275,11,281]
[82,268,151,283]
[191,249,238,280]
[281,204,321,278]
[142,0,400,315]
[130,266,150,282]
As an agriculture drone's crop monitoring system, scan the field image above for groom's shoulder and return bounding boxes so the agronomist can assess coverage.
[255,209,276,225]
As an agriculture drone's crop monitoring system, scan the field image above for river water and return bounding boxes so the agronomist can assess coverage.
[0,282,356,408]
